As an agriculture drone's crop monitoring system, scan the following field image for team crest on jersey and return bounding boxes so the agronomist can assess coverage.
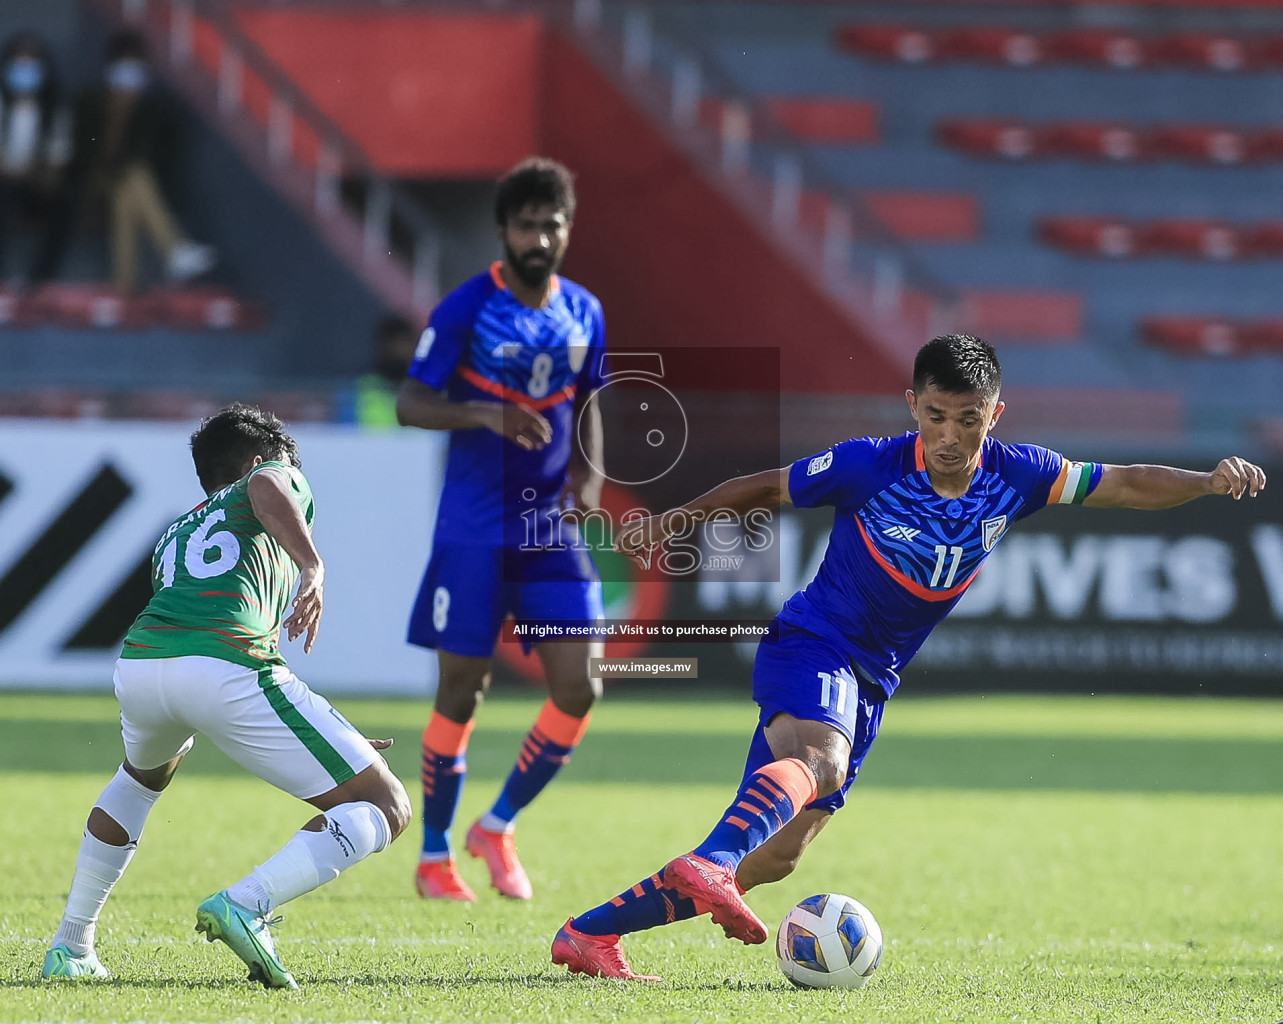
[567,325,588,373]
[807,451,834,476]
[982,514,1008,551]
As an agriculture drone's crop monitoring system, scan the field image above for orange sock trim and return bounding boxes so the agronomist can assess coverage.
[423,712,475,756]
[535,699,591,747]
[759,757,818,812]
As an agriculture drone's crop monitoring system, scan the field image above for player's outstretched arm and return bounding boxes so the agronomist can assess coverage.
[247,468,325,653]
[617,467,791,558]
[395,377,551,450]
[1084,458,1266,510]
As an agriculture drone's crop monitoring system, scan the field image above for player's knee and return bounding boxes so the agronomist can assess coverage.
[435,672,490,721]
[549,675,599,718]
[378,776,413,840]
[810,752,847,799]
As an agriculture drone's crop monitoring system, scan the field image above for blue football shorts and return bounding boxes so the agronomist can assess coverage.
[747,620,886,813]
[407,540,605,658]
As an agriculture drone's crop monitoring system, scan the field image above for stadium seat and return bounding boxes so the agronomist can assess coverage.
[862,191,980,242]
[961,290,1082,341]
[936,119,1042,160]
[1136,220,1241,261]
[151,287,267,330]
[836,25,938,64]
[28,284,157,330]
[940,119,1275,167]
[1042,29,1150,70]
[1041,122,1148,162]
[1247,127,1283,160]
[1147,124,1249,165]
[939,27,1043,66]
[764,98,879,144]
[1149,33,1252,72]
[836,22,1283,73]
[1240,222,1283,257]
[1037,217,1139,258]
[1139,316,1283,356]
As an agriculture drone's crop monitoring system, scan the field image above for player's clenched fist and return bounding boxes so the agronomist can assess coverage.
[1211,457,1267,499]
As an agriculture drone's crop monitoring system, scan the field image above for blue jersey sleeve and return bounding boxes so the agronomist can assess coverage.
[999,442,1103,517]
[407,278,489,391]
[788,436,891,509]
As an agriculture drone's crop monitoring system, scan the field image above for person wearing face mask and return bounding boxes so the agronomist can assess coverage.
[0,31,75,287]
[73,29,215,293]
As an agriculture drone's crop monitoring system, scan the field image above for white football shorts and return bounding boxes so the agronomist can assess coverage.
[114,655,378,800]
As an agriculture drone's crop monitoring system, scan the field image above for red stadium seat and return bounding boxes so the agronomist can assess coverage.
[936,119,1041,160]
[940,27,1043,66]
[764,97,879,144]
[1041,122,1148,162]
[1150,33,1252,72]
[1240,222,1283,257]
[1037,217,1139,258]
[1247,127,1283,160]
[1043,29,1150,70]
[1136,220,1242,260]
[862,191,980,242]
[961,290,1082,341]
[1140,317,1243,356]
[27,284,157,329]
[1148,124,1249,165]
[1140,317,1283,356]
[151,287,267,330]
[836,25,938,64]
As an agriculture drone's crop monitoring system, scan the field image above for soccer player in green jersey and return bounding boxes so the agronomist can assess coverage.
[42,404,411,989]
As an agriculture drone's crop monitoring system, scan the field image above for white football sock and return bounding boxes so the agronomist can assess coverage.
[51,768,162,955]
[226,801,390,913]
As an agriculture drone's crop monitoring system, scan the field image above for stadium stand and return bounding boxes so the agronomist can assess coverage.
[660,0,1283,453]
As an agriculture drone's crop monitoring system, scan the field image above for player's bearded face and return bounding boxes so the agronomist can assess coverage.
[907,385,1005,484]
[501,204,571,288]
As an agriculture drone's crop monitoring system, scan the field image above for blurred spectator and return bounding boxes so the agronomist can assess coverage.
[348,314,420,428]
[74,29,215,293]
[0,31,75,287]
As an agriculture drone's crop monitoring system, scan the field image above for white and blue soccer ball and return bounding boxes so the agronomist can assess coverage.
[775,893,883,989]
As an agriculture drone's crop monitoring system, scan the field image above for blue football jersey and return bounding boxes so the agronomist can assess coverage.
[408,263,607,546]
[783,433,1102,697]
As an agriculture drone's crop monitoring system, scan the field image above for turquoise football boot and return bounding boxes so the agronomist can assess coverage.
[195,890,297,990]
[41,944,110,980]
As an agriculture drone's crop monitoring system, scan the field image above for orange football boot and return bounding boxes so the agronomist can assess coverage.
[551,918,661,982]
[465,821,533,900]
[661,853,768,944]
[414,858,476,902]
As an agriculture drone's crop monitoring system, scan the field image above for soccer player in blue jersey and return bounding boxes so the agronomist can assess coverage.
[550,333,1267,980]
[395,157,607,902]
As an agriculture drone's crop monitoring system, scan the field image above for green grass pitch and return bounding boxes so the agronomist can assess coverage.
[2,689,1281,1023]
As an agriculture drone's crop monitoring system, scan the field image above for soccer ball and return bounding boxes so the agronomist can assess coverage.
[775,893,883,989]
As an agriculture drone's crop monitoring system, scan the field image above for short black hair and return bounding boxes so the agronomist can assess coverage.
[494,156,576,226]
[189,403,301,494]
[912,334,1002,402]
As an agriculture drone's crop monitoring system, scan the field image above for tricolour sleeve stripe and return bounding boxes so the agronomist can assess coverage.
[1047,460,1071,504]
[1054,461,1086,504]
[1054,461,1102,505]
